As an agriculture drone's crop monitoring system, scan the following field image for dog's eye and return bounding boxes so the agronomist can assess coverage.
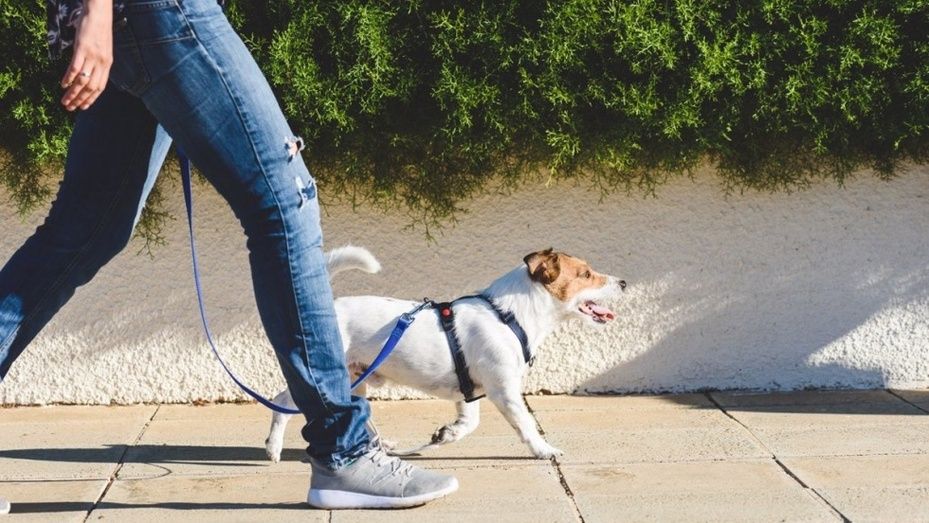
[583,270,591,279]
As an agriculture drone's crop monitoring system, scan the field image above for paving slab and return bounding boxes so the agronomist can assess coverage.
[0,406,156,480]
[0,405,157,424]
[712,390,925,421]
[90,474,323,522]
[117,415,308,479]
[531,401,735,431]
[153,404,272,422]
[782,454,929,522]
[0,479,106,523]
[711,390,904,408]
[526,393,714,412]
[561,460,839,523]
[712,391,929,457]
[891,389,929,412]
[528,396,768,464]
[331,465,577,523]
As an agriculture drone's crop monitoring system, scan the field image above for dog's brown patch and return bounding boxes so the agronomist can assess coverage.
[523,249,609,301]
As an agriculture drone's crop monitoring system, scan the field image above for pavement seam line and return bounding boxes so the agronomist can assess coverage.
[887,389,929,414]
[703,393,851,523]
[82,405,161,522]
[523,396,585,523]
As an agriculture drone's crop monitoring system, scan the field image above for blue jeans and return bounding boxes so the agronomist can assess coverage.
[0,0,370,469]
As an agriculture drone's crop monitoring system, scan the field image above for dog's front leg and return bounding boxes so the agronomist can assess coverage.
[485,386,563,459]
[431,401,480,446]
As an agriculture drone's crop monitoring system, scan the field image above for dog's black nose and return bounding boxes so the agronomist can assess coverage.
[619,280,627,290]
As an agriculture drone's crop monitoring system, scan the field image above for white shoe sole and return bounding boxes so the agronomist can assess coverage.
[0,498,10,515]
[307,478,459,509]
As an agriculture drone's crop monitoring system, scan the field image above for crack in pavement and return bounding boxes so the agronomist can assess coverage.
[83,405,161,522]
[524,397,585,523]
[703,393,851,523]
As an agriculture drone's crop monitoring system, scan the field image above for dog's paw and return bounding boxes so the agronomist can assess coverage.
[531,442,564,459]
[430,424,460,445]
[265,438,283,463]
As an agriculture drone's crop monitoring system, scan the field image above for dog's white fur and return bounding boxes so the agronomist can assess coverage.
[264,246,624,461]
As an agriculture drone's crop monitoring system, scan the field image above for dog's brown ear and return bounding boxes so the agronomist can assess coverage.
[523,248,560,284]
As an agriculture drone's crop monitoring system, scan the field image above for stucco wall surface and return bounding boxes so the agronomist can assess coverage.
[1,166,928,405]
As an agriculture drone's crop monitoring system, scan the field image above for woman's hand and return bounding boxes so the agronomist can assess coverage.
[60,0,114,111]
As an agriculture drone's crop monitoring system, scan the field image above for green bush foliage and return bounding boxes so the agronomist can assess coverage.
[2,0,928,238]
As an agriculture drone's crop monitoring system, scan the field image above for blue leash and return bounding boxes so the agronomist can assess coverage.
[178,151,420,414]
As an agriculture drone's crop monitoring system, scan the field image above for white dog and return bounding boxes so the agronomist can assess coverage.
[265,246,625,460]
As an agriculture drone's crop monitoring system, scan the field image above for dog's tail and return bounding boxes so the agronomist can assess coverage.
[326,245,381,276]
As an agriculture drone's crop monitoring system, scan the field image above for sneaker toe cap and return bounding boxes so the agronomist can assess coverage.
[404,470,459,498]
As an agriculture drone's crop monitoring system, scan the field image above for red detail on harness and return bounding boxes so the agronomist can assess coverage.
[442,308,451,317]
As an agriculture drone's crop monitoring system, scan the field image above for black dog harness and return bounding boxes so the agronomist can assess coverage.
[429,294,534,402]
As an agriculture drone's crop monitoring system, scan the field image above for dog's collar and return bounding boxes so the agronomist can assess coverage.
[428,294,534,403]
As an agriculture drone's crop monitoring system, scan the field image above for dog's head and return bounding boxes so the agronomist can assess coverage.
[523,248,626,325]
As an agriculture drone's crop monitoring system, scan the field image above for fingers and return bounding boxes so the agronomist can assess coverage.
[69,67,109,111]
[60,2,114,112]
[60,53,87,90]
[60,54,111,112]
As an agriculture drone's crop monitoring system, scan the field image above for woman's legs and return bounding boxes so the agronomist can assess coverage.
[111,0,371,468]
[0,87,169,379]
[3,0,455,506]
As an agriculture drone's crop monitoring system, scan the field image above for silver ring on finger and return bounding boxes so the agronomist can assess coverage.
[80,71,91,78]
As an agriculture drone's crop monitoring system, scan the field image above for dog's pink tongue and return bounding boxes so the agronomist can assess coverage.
[589,304,616,320]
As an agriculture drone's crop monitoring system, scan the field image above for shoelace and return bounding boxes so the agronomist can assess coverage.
[367,444,415,478]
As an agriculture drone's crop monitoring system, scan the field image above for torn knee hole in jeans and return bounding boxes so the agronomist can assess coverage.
[296,176,316,209]
[285,136,305,160]
[286,136,315,209]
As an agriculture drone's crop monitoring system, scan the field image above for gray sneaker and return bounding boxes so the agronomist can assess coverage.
[307,440,458,509]
[0,497,9,515]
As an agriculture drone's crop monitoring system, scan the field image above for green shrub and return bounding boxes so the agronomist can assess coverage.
[2,0,928,241]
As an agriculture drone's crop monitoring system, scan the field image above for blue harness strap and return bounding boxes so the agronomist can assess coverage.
[348,300,431,388]
[178,152,420,414]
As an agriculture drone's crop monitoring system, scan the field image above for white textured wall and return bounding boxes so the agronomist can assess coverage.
[1,166,928,405]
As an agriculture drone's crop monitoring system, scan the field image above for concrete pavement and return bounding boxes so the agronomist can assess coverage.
[3,390,929,522]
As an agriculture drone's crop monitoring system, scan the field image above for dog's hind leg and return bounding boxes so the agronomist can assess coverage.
[389,400,481,456]
[431,400,480,446]
[485,384,563,459]
[264,389,297,462]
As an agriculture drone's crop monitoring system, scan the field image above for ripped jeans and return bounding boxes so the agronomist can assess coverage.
[0,0,370,469]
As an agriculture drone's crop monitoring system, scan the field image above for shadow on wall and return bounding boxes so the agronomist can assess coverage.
[574,170,929,393]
